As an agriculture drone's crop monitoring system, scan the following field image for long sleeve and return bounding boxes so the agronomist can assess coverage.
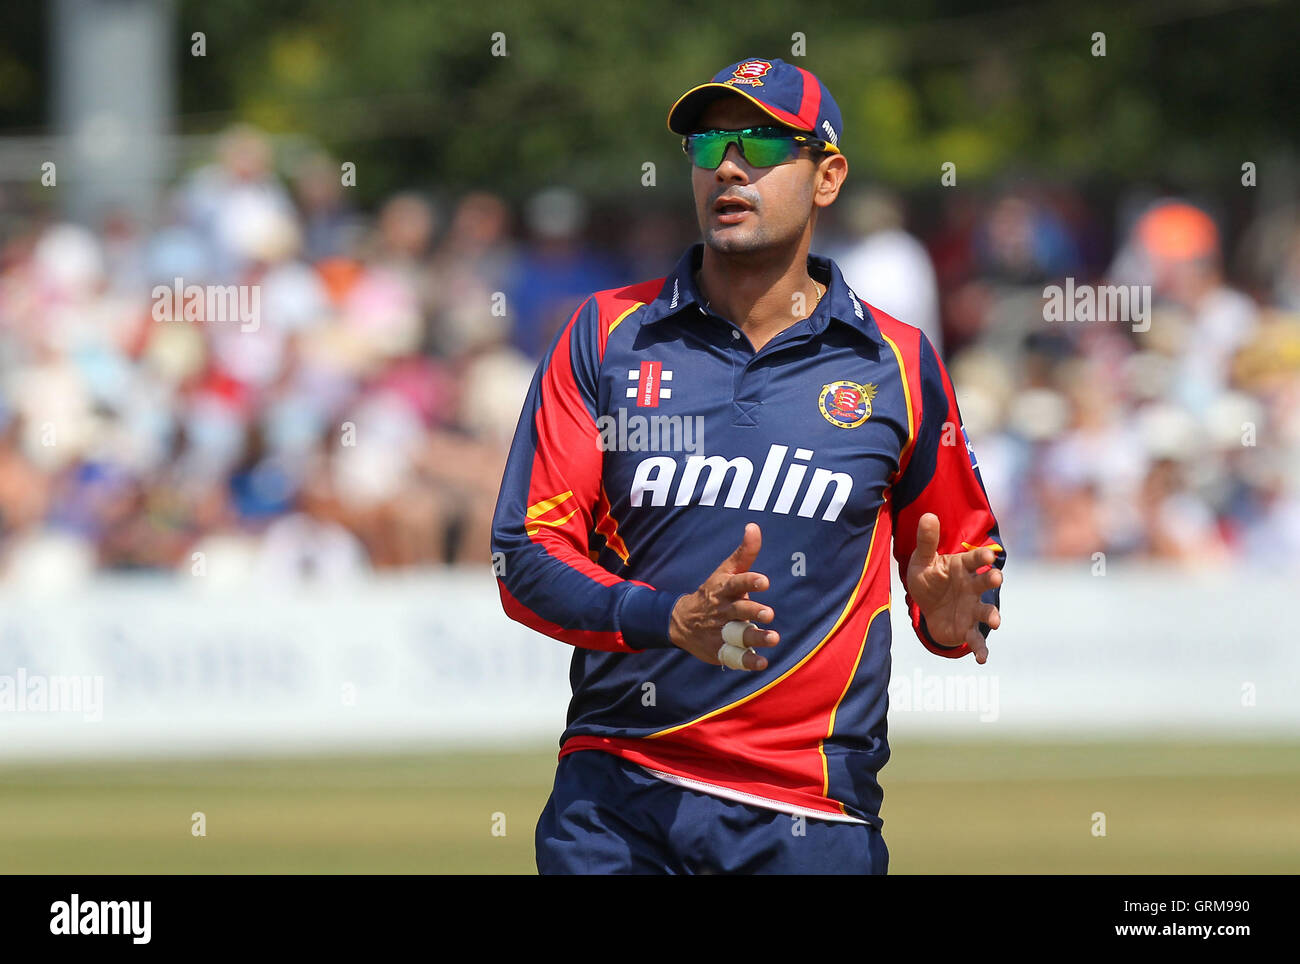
[490,296,684,652]
[889,332,1006,659]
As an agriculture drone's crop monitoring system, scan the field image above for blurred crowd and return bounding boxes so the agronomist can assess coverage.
[828,186,1300,568]
[0,123,1298,584]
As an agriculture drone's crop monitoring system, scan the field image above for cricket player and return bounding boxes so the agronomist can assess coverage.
[491,57,1005,874]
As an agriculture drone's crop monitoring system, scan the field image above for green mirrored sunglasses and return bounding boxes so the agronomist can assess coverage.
[682,126,838,170]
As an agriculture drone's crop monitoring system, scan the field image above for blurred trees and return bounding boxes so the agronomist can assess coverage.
[3,0,1297,204]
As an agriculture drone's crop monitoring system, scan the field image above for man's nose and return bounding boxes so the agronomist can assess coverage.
[715,144,750,181]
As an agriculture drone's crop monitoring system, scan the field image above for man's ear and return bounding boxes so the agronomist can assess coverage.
[813,153,848,209]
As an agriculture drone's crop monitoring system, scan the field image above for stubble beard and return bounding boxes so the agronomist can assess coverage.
[703,221,771,255]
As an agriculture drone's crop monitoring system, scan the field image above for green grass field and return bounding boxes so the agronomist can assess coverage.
[1,740,1296,873]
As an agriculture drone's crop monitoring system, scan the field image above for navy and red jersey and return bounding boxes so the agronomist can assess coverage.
[490,242,1005,827]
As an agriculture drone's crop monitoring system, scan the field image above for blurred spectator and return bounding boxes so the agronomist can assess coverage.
[290,152,365,262]
[427,191,516,357]
[976,191,1081,285]
[507,187,623,359]
[834,189,943,351]
[255,444,369,585]
[178,124,297,282]
[1110,200,1259,414]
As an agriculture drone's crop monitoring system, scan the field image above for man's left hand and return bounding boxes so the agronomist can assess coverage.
[906,512,1003,664]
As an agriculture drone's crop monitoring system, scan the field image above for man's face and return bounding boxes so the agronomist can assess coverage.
[689,97,838,256]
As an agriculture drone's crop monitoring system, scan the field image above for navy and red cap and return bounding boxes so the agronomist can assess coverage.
[667,57,844,152]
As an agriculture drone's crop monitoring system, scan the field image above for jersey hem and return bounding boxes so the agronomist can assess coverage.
[636,765,870,825]
[559,736,878,827]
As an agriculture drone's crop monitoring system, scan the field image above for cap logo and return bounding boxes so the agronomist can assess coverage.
[820,119,839,146]
[727,60,772,87]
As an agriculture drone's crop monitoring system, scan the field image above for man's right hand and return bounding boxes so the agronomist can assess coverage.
[668,522,778,671]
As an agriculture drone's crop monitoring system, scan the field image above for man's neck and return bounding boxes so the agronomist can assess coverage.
[696,239,822,350]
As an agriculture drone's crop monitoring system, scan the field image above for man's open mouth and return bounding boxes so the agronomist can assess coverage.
[714,197,754,222]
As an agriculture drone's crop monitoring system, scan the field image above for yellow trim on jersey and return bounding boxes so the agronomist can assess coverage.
[962,541,1005,554]
[647,502,888,740]
[602,536,630,564]
[607,302,646,338]
[527,491,574,519]
[881,332,915,455]
[596,484,631,564]
[819,601,891,800]
[525,510,579,536]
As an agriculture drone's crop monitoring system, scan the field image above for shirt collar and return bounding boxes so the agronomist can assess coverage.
[639,242,884,346]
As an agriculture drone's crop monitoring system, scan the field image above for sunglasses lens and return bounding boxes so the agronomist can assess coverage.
[686,129,799,169]
[686,132,728,168]
[739,136,796,167]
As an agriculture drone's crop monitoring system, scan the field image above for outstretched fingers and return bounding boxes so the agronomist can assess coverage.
[913,513,941,570]
[719,522,763,576]
[723,570,769,598]
[964,624,989,664]
[979,603,1001,631]
[961,545,998,572]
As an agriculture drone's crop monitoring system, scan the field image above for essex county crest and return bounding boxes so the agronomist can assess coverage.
[818,380,877,429]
